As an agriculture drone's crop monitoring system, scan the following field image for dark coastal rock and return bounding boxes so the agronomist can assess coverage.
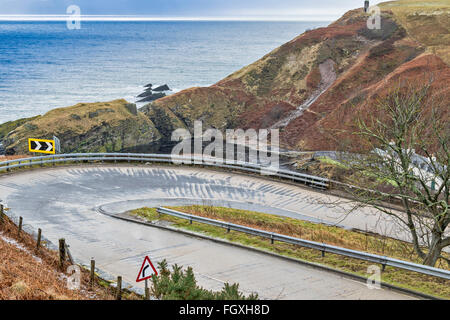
[137,90,154,98]
[137,92,166,103]
[153,84,171,92]
[144,83,152,88]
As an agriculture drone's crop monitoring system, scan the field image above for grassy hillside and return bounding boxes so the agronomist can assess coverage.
[3,99,161,155]
[380,0,450,63]
[142,0,449,152]
[0,214,125,300]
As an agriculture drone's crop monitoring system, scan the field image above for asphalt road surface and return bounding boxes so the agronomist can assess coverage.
[0,165,415,299]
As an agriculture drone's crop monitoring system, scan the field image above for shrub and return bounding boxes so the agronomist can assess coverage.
[151,260,258,300]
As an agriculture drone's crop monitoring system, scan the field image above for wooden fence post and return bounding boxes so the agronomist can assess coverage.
[18,216,23,237]
[65,243,74,264]
[0,204,4,224]
[116,276,122,300]
[36,228,42,250]
[59,238,66,269]
[90,259,95,288]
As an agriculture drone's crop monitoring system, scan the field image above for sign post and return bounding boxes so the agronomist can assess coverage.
[53,136,61,154]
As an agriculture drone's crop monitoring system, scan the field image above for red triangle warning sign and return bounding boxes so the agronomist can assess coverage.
[136,256,158,282]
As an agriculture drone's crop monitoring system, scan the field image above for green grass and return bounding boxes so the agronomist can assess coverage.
[131,206,450,299]
[380,0,450,10]
[317,156,398,186]
[0,116,40,140]
[317,156,349,169]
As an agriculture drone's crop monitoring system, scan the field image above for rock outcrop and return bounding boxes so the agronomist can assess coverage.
[137,92,166,103]
[153,84,171,92]
[137,90,155,98]
[3,99,161,154]
[136,84,170,102]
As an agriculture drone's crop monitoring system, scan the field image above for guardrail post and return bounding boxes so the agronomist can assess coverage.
[0,204,4,224]
[36,228,42,250]
[381,264,386,272]
[270,234,274,244]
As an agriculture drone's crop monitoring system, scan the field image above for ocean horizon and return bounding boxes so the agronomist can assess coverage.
[0,15,337,21]
[0,20,330,123]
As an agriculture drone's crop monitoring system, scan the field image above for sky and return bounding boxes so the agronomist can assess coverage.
[0,0,384,20]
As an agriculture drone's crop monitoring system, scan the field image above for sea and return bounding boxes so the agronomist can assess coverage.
[0,21,329,124]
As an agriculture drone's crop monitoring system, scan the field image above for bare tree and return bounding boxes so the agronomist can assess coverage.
[340,80,449,267]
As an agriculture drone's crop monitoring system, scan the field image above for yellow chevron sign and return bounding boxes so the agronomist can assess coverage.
[28,138,56,154]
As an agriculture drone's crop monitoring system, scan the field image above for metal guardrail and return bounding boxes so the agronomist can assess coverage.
[157,207,450,280]
[0,153,330,189]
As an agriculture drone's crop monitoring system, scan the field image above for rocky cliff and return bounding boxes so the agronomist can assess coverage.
[3,100,161,154]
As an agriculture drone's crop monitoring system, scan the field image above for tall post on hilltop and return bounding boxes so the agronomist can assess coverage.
[364,1,370,13]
